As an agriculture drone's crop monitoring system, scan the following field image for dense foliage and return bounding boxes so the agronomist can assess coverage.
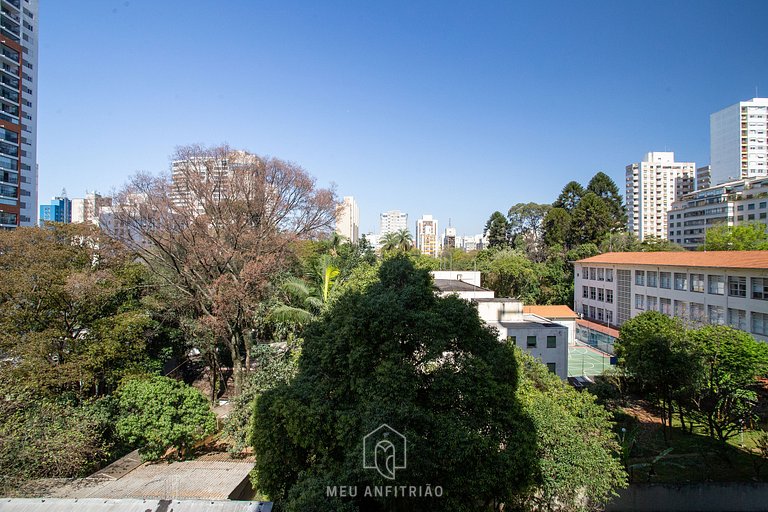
[702,223,768,251]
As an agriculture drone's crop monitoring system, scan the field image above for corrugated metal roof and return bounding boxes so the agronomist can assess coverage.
[575,251,768,269]
[0,498,270,512]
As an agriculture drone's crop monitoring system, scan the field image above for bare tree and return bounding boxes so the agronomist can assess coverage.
[112,145,337,395]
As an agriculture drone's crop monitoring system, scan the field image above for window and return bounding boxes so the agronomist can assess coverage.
[635,294,644,310]
[589,306,596,318]
[597,308,604,321]
[690,302,705,323]
[507,335,517,344]
[606,289,613,303]
[646,296,657,311]
[674,273,688,291]
[598,288,605,301]
[597,268,604,281]
[752,278,768,300]
[589,267,596,280]
[647,271,657,287]
[635,270,645,286]
[708,305,726,325]
[752,312,768,336]
[546,335,556,348]
[660,298,672,316]
[582,304,588,316]
[737,204,744,211]
[589,287,596,300]
[546,362,556,373]
[708,275,724,295]
[728,276,747,297]
[660,272,671,289]
[606,269,613,282]
[527,336,537,347]
[748,203,756,210]
[728,308,747,331]
[606,310,613,324]
[690,274,705,293]
[674,300,688,319]
[582,285,588,298]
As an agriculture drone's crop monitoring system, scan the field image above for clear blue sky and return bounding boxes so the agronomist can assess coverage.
[38,0,768,236]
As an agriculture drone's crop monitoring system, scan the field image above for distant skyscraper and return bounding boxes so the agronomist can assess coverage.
[710,98,768,185]
[39,193,71,224]
[0,0,38,228]
[71,192,112,225]
[379,210,408,235]
[443,226,456,250]
[335,196,359,242]
[416,214,439,257]
[696,165,711,190]
[625,152,695,241]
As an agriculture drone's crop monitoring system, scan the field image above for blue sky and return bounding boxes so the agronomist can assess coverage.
[38,0,768,236]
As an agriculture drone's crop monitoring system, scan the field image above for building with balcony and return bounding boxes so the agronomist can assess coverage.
[0,0,37,228]
[71,192,112,225]
[39,194,71,224]
[626,152,696,240]
[697,165,711,190]
[574,251,768,342]
[416,214,440,257]
[334,196,359,242]
[379,209,408,235]
[710,98,768,186]
[667,176,768,249]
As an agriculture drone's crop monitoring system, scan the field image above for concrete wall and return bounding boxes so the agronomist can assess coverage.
[606,483,768,512]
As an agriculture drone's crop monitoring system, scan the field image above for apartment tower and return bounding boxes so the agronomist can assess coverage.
[0,0,37,228]
[625,152,695,240]
[710,98,768,186]
[379,210,408,235]
[416,214,439,258]
[335,196,359,242]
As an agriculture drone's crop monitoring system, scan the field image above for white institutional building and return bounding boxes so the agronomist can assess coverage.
[710,98,768,186]
[574,252,768,343]
[334,196,359,242]
[379,210,408,235]
[625,152,696,240]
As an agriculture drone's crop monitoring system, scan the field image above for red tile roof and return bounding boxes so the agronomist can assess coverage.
[576,251,768,270]
[576,319,620,338]
[523,305,578,319]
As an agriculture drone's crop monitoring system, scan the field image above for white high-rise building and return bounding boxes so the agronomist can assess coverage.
[0,0,38,228]
[626,152,695,241]
[416,214,439,257]
[379,210,408,235]
[335,196,359,242]
[711,98,768,186]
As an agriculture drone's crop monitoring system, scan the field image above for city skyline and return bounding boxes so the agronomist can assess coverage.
[37,0,768,235]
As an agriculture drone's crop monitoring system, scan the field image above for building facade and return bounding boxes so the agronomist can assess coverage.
[710,98,768,186]
[0,0,38,228]
[574,252,768,342]
[696,165,711,190]
[626,152,696,240]
[668,176,768,249]
[335,196,359,242]
[39,194,71,224]
[379,210,408,235]
[443,226,456,251]
[416,214,439,257]
[71,192,112,225]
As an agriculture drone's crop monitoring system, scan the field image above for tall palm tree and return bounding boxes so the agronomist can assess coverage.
[395,228,413,252]
[381,231,400,252]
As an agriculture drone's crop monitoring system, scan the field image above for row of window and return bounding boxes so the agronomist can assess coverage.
[507,334,558,349]
[581,305,615,325]
[633,271,768,299]
[582,286,614,303]
[583,267,614,282]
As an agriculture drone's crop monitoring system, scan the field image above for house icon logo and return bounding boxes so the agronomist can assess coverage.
[362,424,407,480]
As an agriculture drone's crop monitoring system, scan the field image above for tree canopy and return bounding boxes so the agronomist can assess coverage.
[484,211,509,248]
[702,223,768,251]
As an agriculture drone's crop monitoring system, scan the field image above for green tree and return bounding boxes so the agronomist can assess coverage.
[702,223,768,250]
[514,349,627,511]
[553,181,585,212]
[542,207,572,248]
[484,249,541,303]
[587,171,627,229]
[637,235,685,252]
[250,257,536,511]
[116,376,216,461]
[616,312,698,442]
[484,210,510,248]
[688,326,768,442]
[382,229,414,253]
[569,192,612,246]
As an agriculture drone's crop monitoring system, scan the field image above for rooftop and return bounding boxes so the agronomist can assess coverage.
[523,305,578,319]
[433,279,491,292]
[576,251,768,270]
[576,318,620,339]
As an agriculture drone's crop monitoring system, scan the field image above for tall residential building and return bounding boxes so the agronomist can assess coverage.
[39,194,71,224]
[0,0,38,228]
[71,192,112,225]
[696,165,711,190]
[335,196,359,242]
[443,226,456,250]
[416,214,439,257]
[379,209,408,235]
[710,98,768,185]
[625,152,695,241]
[668,175,768,249]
